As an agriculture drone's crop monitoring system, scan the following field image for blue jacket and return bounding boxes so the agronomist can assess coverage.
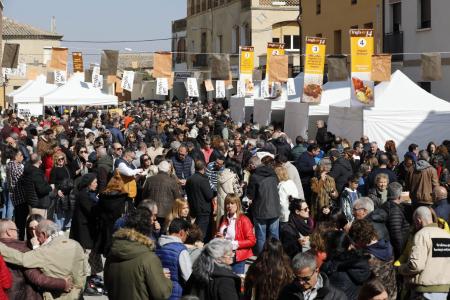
[110,127,124,145]
[156,241,187,300]
[433,199,450,223]
[295,152,316,187]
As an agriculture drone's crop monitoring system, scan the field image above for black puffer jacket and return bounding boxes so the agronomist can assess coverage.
[278,272,348,300]
[328,157,353,193]
[321,251,371,300]
[247,165,280,219]
[366,209,390,242]
[381,201,410,259]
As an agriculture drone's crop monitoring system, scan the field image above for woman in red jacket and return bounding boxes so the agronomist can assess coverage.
[0,255,12,300]
[217,193,256,276]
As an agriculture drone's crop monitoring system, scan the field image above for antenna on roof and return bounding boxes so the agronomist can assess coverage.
[51,16,56,33]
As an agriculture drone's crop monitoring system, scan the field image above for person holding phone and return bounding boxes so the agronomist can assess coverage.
[217,194,255,276]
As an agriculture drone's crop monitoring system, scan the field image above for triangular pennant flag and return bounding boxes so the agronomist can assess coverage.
[186,78,199,97]
[204,79,214,92]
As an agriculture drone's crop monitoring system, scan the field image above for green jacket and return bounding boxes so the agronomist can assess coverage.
[104,228,173,300]
[0,234,88,300]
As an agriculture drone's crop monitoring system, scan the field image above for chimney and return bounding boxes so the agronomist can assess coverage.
[51,16,56,33]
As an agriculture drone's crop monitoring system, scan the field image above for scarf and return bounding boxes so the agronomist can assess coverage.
[288,214,313,236]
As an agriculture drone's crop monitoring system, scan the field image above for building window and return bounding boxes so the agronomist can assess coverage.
[232,26,240,53]
[334,30,342,54]
[351,0,357,4]
[418,81,431,93]
[392,2,401,32]
[364,22,373,29]
[284,35,300,51]
[316,0,321,15]
[216,35,223,53]
[201,32,207,53]
[418,0,431,29]
[202,0,207,11]
[176,38,187,63]
[272,37,280,43]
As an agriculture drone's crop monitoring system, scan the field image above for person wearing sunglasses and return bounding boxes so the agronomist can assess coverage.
[279,251,347,300]
[280,198,314,259]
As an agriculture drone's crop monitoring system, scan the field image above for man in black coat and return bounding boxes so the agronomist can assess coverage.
[328,148,353,194]
[278,252,348,300]
[353,197,390,242]
[382,182,410,259]
[315,120,334,152]
[295,144,320,202]
[185,160,215,243]
[247,155,280,255]
[22,153,53,219]
[367,154,398,189]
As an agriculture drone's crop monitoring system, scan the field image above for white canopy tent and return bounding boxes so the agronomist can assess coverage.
[328,70,450,156]
[7,75,57,104]
[41,73,118,106]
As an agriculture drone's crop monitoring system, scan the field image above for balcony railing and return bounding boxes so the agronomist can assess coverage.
[383,31,403,61]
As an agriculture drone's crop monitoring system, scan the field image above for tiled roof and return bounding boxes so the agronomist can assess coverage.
[2,17,63,40]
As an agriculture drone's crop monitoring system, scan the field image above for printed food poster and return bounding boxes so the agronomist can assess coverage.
[239,46,255,96]
[265,42,285,82]
[350,29,374,107]
[302,37,326,104]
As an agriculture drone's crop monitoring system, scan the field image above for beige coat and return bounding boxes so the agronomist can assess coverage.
[216,168,243,225]
[399,224,450,293]
[0,235,88,300]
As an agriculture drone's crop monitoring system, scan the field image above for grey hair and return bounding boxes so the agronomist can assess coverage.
[249,155,261,168]
[37,220,59,236]
[292,251,317,272]
[60,139,69,148]
[375,173,389,183]
[138,199,158,215]
[353,197,374,213]
[388,182,403,200]
[191,239,232,284]
[319,157,333,172]
[413,206,433,224]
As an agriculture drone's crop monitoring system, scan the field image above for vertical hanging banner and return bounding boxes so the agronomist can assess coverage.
[93,74,103,89]
[350,29,374,107]
[153,52,173,78]
[186,78,199,97]
[239,46,255,95]
[49,47,68,71]
[204,79,214,92]
[216,80,226,98]
[156,78,169,95]
[302,37,326,104]
[72,52,84,73]
[100,50,119,76]
[2,43,20,68]
[121,71,135,92]
[265,43,285,81]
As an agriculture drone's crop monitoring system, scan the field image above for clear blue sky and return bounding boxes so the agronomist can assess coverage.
[4,0,186,62]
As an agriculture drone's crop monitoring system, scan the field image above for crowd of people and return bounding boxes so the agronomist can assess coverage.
[0,99,447,299]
